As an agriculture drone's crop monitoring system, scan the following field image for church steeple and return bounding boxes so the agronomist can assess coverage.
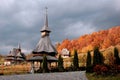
[18,43,21,52]
[18,43,21,49]
[41,7,51,33]
[32,7,57,56]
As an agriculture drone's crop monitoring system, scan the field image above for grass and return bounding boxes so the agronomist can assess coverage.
[0,64,31,75]
[86,73,120,80]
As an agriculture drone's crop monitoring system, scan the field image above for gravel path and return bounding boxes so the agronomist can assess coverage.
[0,71,88,80]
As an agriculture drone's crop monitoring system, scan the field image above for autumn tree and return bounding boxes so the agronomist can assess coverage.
[86,51,92,72]
[80,54,87,67]
[73,49,79,70]
[106,52,114,65]
[114,47,120,65]
[58,55,64,72]
[57,26,120,53]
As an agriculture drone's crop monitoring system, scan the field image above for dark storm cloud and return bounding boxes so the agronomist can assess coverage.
[0,0,120,54]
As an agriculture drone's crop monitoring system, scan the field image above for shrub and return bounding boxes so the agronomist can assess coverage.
[93,64,120,76]
[93,65,108,76]
[65,66,74,72]
[93,65,101,75]
[50,67,59,72]
[108,65,118,76]
[100,66,108,76]
[36,68,43,73]
[86,65,93,73]
[79,66,86,71]
[117,65,120,73]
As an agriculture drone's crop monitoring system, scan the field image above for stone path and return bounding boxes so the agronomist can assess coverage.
[0,71,88,80]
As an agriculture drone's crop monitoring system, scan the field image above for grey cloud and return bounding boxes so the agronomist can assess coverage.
[1,0,120,54]
[64,21,95,38]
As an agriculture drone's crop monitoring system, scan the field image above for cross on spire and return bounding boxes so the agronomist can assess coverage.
[18,43,21,49]
[45,7,48,13]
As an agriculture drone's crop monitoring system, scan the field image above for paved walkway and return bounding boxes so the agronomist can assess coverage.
[0,71,88,80]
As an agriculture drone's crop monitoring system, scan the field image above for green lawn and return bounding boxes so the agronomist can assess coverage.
[86,73,120,80]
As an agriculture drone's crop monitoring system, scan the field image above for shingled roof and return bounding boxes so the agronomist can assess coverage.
[28,55,58,62]
[33,36,57,54]
[6,47,26,61]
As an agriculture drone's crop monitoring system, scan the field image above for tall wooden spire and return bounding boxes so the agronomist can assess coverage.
[41,7,51,32]
[45,7,48,28]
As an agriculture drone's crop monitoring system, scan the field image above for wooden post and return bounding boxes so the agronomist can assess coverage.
[56,62,58,68]
[39,61,41,69]
[49,62,51,70]
[30,61,34,74]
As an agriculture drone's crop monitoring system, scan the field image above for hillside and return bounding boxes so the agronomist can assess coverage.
[57,26,120,54]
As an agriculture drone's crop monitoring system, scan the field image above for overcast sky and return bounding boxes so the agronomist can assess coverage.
[0,0,120,55]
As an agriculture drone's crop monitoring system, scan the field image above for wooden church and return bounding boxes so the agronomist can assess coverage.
[5,44,26,65]
[28,8,58,73]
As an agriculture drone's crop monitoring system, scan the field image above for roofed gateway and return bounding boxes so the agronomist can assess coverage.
[28,7,58,73]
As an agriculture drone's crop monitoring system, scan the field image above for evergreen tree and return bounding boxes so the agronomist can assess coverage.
[86,51,92,72]
[42,55,49,73]
[58,55,64,72]
[114,47,120,65]
[93,47,104,66]
[73,49,79,70]
[99,52,104,64]
[93,47,98,66]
